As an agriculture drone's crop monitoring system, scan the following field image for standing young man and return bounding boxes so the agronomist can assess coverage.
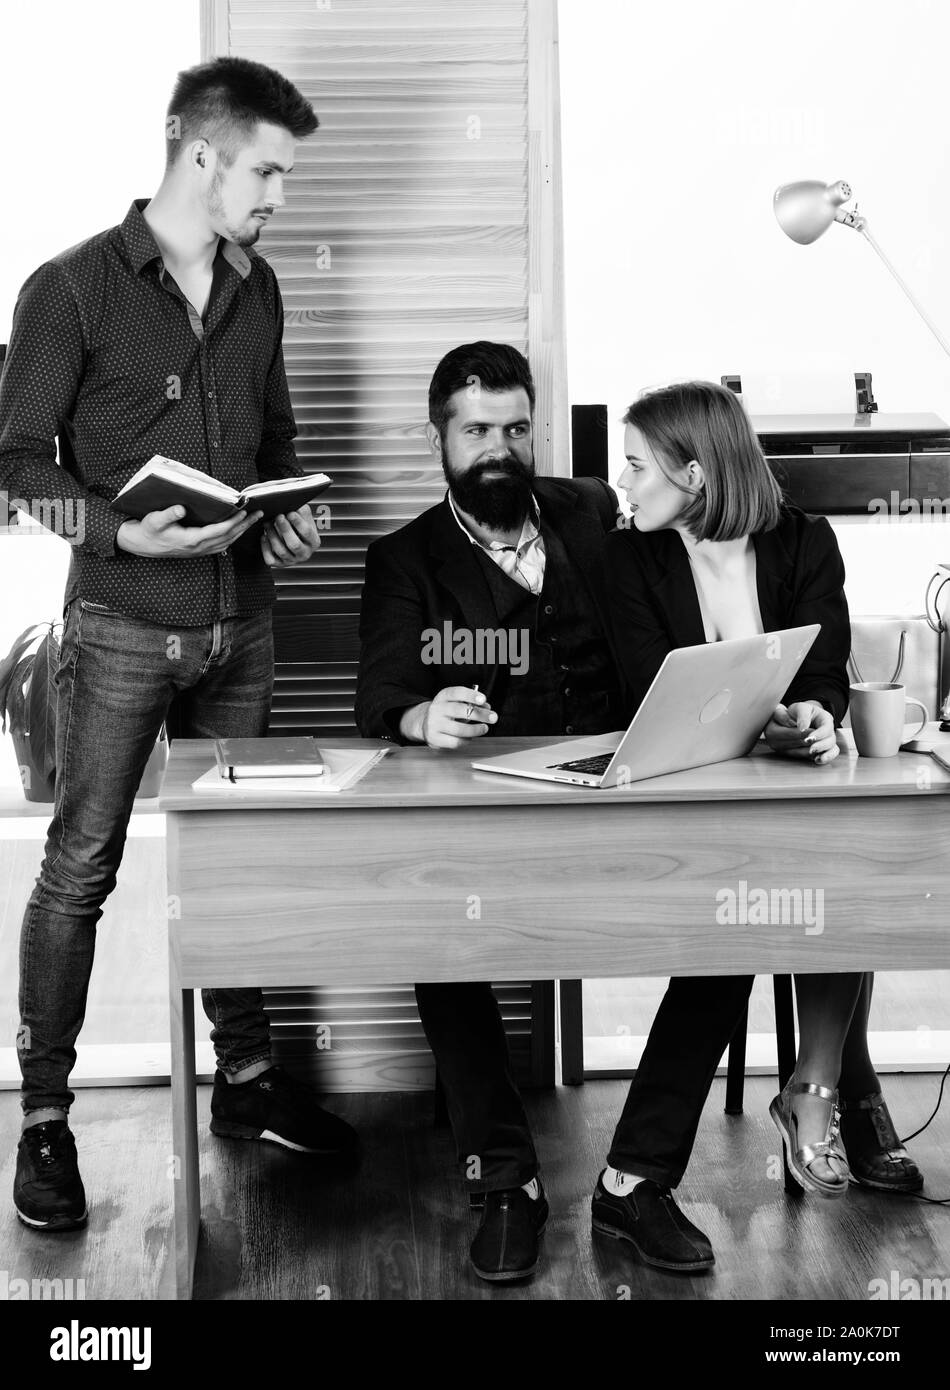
[0,56,355,1232]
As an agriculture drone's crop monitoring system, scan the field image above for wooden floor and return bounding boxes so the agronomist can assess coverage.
[1,1075,947,1301]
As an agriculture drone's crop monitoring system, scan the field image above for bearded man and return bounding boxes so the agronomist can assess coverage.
[355,341,625,1281]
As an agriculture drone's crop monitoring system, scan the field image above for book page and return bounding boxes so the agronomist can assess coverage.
[242,473,331,498]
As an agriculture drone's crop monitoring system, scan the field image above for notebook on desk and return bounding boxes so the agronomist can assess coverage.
[192,746,389,794]
[471,625,820,788]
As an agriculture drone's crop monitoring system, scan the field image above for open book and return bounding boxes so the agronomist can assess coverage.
[112,455,331,526]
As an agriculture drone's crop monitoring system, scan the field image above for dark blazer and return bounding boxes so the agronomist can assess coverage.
[603,504,851,725]
[356,476,622,740]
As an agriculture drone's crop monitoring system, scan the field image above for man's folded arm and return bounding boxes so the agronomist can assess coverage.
[355,541,438,741]
[0,262,124,556]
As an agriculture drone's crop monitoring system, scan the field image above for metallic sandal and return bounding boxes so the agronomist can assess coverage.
[840,1092,924,1193]
[769,1081,851,1199]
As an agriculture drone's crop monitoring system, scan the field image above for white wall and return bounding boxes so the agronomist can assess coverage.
[0,1,199,785]
[3,0,950,680]
[0,0,200,341]
[559,0,950,613]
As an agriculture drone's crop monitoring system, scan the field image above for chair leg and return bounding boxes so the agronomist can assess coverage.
[774,975,797,1086]
[773,975,801,1197]
[724,1004,749,1115]
[558,979,585,1085]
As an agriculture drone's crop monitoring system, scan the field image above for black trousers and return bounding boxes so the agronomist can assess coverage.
[417,973,755,1194]
[607,974,756,1186]
[415,982,538,1193]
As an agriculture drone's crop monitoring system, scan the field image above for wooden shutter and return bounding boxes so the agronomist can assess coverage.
[266,981,553,1091]
[201,0,564,1090]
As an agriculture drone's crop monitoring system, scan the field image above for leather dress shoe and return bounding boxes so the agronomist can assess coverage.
[591,1173,714,1271]
[470,1182,548,1282]
[840,1092,923,1193]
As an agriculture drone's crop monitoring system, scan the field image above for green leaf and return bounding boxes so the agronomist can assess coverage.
[28,632,58,781]
[5,654,35,736]
[0,626,44,732]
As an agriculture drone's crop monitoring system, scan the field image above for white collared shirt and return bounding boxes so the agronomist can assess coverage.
[448,492,546,595]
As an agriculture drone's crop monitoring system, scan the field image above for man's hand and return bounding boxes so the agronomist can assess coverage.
[116,505,263,558]
[262,507,321,567]
[764,700,839,765]
[399,686,498,749]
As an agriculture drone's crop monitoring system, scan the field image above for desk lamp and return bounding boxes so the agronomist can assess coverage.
[773,180,950,361]
[777,182,950,728]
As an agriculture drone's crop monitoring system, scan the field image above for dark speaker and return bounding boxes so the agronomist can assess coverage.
[571,404,609,482]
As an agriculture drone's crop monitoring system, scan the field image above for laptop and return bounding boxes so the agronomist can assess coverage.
[471,625,820,787]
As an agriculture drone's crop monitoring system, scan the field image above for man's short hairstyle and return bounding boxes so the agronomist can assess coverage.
[166,56,318,169]
[428,342,536,437]
[623,380,784,541]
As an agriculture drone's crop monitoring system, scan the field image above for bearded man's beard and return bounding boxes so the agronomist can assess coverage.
[443,451,536,532]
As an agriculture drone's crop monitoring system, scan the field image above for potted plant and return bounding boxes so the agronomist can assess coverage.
[0,621,168,802]
[0,622,58,802]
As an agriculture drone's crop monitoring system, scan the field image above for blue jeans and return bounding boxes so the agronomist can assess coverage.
[18,599,276,1113]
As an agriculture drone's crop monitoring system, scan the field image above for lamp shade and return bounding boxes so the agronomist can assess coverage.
[773,180,853,244]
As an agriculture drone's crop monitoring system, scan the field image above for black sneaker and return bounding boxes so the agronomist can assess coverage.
[210,1065,358,1155]
[591,1172,714,1272]
[470,1182,549,1282]
[14,1121,88,1231]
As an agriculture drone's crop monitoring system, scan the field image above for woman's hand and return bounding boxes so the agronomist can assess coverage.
[764,700,839,765]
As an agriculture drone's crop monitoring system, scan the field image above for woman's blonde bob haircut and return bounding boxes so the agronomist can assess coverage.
[623,380,784,541]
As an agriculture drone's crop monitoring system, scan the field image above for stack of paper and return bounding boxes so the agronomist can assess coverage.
[191,746,389,794]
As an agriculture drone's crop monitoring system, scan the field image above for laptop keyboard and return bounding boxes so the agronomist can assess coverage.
[551,753,613,775]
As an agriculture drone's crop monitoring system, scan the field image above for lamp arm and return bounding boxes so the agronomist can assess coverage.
[840,217,950,361]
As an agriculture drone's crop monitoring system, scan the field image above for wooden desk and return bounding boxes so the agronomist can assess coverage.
[161,733,950,1298]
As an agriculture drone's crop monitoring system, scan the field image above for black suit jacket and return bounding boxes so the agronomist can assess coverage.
[603,505,851,725]
[356,476,622,740]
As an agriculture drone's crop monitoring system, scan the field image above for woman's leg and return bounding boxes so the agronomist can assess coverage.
[786,972,864,1184]
[835,972,923,1190]
[837,971,878,1098]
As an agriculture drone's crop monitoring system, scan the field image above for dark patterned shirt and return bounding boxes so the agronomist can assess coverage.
[0,198,302,624]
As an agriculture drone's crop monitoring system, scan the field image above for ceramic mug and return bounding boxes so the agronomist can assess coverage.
[849,682,928,758]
